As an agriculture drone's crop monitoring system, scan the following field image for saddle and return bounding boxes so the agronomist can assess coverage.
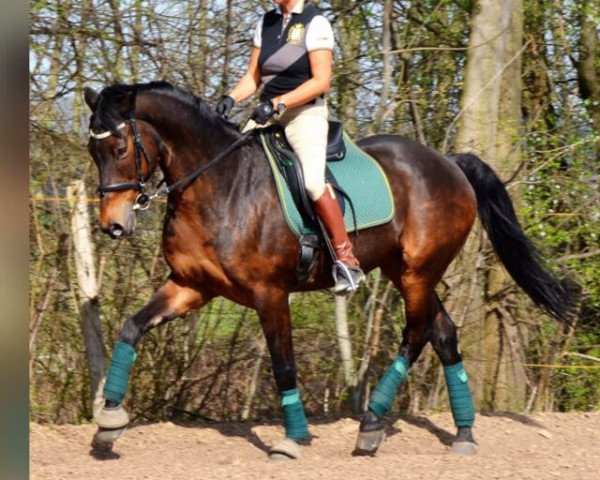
[265,120,348,227]
[259,121,395,284]
[264,121,354,282]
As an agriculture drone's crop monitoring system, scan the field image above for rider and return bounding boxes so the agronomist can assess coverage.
[215,0,364,294]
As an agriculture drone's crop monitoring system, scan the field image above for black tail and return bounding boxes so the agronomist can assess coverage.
[452,152,576,323]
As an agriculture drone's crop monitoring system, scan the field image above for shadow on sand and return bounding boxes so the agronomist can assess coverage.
[478,410,546,428]
[391,414,455,446]
[90,409,548,459]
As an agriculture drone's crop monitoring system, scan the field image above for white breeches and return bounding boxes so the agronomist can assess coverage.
[244,102,329,200]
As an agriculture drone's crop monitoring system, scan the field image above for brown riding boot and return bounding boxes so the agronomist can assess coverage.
[313,185,365,295]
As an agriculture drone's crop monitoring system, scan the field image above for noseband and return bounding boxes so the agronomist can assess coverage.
[90,118,154,210]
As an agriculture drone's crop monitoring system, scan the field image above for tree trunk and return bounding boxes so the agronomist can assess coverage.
[29,235,69,378]
[71,0,91,135]
[485,0,527,409]
[240,336,266,420]
[455,0,514,161]
[450,0,522,408]
[220,0,234,95]
[332,0,363,136]
[68,180,106,418]
[130,0,143,83]
[335,296,357,385]
[108,0,126,81]
[370,0,393,133]
[574,0,600,160]
[188,0,208,95]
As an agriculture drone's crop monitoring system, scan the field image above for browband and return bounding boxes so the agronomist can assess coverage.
[89,122,127,140]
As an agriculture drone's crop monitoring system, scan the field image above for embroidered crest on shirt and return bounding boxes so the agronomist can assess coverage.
[287,24,305,45]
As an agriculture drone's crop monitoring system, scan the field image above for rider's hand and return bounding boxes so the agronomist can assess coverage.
[251,101,276,125]
[216,95,235,118]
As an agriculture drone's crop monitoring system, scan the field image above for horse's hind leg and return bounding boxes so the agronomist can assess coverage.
[355,274,435,455]
[354,283,478,456]
[93,276,209,450]
[430,295,477,455]
[255,289,308,461]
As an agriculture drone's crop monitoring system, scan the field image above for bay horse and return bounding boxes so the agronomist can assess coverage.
[84,81,573,459]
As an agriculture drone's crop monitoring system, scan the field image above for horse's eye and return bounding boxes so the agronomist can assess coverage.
[117,146,128,158]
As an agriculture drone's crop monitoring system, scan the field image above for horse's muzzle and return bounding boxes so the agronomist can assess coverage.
[101,212,136,239]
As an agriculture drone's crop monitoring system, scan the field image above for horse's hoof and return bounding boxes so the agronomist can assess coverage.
[353,428,386,456]
[269,438,301,462]
[450,441,479,455]
[451,426,478,455]
[91,426,126,451]
[95,404,129,429]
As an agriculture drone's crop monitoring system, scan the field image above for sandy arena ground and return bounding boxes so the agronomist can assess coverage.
[30,412,599,480]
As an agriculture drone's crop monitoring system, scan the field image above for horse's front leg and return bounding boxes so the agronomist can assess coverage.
[93,276,210,449]
[255,289,308,461]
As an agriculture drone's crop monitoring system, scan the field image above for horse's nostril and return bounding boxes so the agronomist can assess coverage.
[108,223,125,239]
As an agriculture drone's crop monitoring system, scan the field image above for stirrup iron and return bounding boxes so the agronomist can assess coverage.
[332,260,364,295]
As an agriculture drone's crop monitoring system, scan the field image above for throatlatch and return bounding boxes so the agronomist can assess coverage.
[443,361,475,427]
[103,341,137,404]
[281,388,309,443]
[368,355,410,417]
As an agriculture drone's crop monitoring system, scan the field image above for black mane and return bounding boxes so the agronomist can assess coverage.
[91,81,240,138]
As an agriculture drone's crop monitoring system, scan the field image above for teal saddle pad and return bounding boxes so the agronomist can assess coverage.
[259,130,395,237]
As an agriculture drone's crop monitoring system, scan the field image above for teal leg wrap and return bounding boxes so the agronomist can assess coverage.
[103,341,137,403]
[281,388,309,443]
[444,362,475,428]
[368,356,410,417]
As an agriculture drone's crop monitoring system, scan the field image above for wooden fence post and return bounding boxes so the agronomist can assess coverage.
[68,180,106,418]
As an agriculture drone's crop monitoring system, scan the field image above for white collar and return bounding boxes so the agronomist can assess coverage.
[278,0,305,16]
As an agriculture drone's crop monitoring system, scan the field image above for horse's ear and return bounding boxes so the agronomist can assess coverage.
[84,87,100,111]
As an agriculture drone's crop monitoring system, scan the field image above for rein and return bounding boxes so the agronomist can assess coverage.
[91,118,253,210]
[155,129,254,197]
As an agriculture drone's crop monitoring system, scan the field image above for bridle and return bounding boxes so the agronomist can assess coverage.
[90,116,253,211]
[91,117,155,210]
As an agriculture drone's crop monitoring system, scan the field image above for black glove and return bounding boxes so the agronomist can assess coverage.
[216,95,235,118]
[251,101,276,125]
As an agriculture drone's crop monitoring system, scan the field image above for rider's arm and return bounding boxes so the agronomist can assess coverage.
[271,15,334,110]
[271,48,332,109]
[228,47,262,103]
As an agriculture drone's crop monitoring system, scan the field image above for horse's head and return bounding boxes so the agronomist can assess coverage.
[84,86,163,239]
